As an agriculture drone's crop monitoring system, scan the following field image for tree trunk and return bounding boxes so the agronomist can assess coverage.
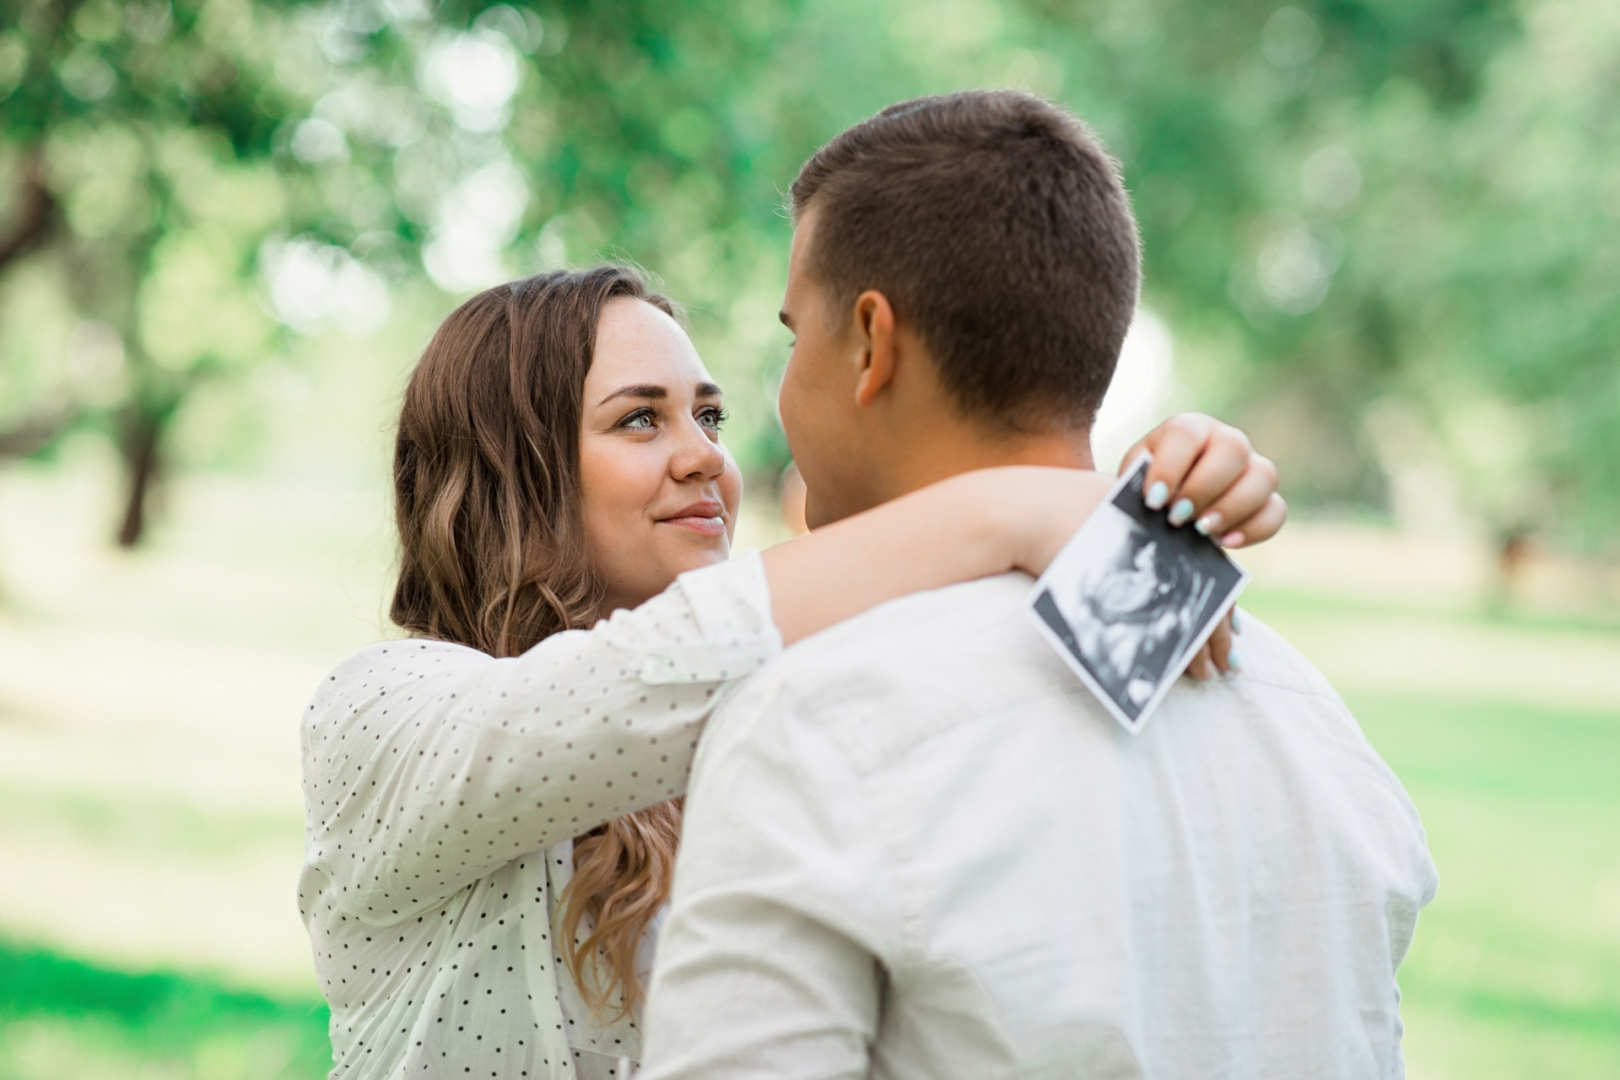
[0,154,57,275]
[116,408,165,548]
[0,408,73,458]
[1485,528,1532,614]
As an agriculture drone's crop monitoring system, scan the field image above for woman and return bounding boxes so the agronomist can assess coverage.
[299,266,1284,1079]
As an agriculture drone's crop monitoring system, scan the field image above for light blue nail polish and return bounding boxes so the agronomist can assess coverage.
[1169,498,1195,526]
[1145,480,1170,510]
[1226,648,1241,672]
[1230,609,1242,632]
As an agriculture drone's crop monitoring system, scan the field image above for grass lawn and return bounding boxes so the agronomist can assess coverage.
[1,468,1616,1078]
[1242,591,1620,1080]
[5,608,1616,1079]
[1350,693,1620,1079]
[0,942,330,1080]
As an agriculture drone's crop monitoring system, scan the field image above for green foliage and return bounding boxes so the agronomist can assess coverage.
[0,0,1616,548]
[1013,0,1620,547]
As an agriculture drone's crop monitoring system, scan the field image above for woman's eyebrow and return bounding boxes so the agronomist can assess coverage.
[596,382,722,407]
[597,384,667,406]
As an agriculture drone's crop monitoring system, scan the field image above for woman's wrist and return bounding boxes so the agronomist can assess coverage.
[993,466,1114,577]
[995,470,1047,575]
[944,466,1099,579]
[934,468,1029,578]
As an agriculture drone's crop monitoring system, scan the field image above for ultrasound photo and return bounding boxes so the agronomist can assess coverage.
[1028,455,1249,734]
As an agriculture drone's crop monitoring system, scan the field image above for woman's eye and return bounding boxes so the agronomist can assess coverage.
[620,409,656,430]
[698,407,728,430]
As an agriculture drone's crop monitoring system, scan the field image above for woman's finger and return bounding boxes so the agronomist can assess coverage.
[1187,456,1279,540]
[1184,642,1217,681]
[1160,426,1254,528]
[1205,613,1235,674]
[1218,492,1289,549]
[1127,413,1216,510]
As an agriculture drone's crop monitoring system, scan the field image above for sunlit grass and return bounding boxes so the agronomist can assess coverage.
[0,942,330,1080]
[1,466,1617,1077]
[5,681,1616,1079]
[1244,601,1620,1080]
[1366,705,1620,1080]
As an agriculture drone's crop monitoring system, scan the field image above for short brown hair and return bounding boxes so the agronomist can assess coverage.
[791,90,1140,431]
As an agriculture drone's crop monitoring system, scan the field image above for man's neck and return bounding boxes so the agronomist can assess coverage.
[882,426,1097,501]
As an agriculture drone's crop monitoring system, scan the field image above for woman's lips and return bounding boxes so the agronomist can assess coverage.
[658,502,727,537]
[659,514,727,537]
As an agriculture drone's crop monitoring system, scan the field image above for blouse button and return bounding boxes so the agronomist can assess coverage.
[640,655,679,681]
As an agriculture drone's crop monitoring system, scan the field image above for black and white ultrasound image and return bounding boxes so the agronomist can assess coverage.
[1031,457,1247,731]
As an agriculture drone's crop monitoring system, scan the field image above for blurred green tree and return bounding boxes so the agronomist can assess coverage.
[0,0,1615,558]
[0,0,299,543]
[1012,0,1620,554]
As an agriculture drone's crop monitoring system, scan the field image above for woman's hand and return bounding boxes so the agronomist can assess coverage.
[1128,413,1283,678]
[1004,413,1284,680]
[1008,414,1286,578]
[1123,413,1287,550]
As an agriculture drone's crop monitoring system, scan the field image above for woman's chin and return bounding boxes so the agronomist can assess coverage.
[664,533,732,574]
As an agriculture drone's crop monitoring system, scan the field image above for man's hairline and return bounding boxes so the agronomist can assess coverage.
[783,212,869,361]
[786,164,1112,439]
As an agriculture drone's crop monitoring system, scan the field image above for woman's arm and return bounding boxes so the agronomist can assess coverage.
[761,467,1110,645]
[301,555,782,924]
[762,416,1283,646]
[303,416,1278,922]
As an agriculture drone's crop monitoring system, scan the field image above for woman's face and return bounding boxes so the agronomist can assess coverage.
[578,297,742,614]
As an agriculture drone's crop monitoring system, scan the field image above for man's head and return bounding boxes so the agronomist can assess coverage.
[777,90,1141,526]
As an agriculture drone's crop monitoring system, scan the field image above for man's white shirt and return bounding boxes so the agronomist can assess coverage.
[641,573,1438,1080]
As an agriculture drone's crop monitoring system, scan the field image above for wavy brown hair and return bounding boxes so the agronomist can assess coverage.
[391,265,683,1019]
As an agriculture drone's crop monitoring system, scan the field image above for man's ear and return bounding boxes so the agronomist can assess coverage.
[851,289,898,409]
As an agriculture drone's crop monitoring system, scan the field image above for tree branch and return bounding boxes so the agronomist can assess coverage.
[0,155,57,275]
[0,406,74,458]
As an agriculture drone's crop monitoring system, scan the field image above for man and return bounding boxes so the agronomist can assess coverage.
[639,90,1437,1079]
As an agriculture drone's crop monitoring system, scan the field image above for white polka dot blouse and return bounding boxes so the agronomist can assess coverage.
[297,550,782,1079]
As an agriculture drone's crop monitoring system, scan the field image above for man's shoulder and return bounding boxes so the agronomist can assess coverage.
[700,573,1374,790]
[1211,611,1348,703]
[751,575,1340,718]
[690,575,1046,774]
[758,573,1052,709]
[792,571,1032,657]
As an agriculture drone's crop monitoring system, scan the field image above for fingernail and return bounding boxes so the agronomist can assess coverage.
[1226,648,1241,671]
[1145,481,1170,510]
[1194,511,1222,536]
[1219,530,1245,548]
[1169,498,1195,526]
[1230,609,1242,632]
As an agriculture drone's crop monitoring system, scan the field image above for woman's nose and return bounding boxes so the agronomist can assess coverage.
[670,417,727,481]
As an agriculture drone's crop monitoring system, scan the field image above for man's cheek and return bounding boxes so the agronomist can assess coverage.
[776,369,806,449]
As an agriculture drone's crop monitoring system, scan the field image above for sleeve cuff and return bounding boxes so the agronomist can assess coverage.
[636,549,784,686]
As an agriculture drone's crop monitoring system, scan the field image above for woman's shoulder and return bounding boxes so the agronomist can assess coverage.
[325,636,488,681]
[305,637,490,722]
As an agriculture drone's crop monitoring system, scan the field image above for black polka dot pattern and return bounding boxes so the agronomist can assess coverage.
[296,554,781,1078]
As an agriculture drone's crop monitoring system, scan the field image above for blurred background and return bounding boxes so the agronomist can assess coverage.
[0,0,1616,1076]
